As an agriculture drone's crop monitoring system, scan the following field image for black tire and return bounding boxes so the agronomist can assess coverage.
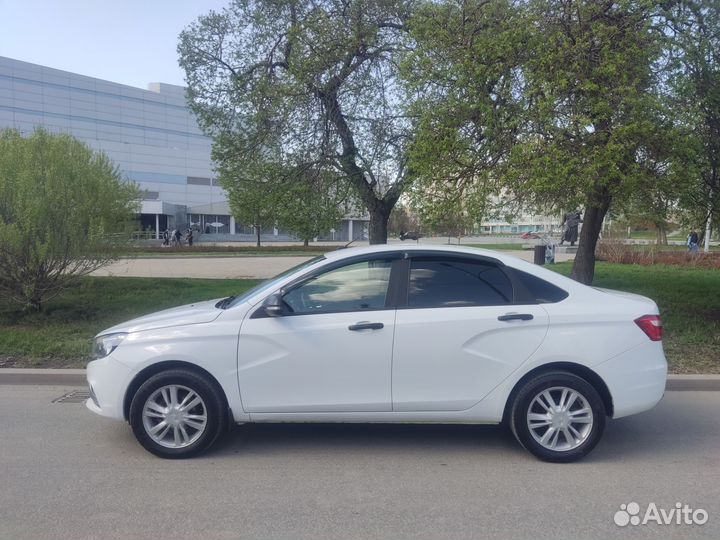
[509,371,605,463]
[129,369,226,459]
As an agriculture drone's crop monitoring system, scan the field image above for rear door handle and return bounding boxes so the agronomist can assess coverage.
[348,322,384,331]
[497,313,534,322]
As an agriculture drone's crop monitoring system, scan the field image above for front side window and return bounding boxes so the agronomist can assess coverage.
[408,257,513,308]
[283,259,393,314]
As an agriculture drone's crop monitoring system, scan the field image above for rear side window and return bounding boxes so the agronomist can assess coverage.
[511,269,568,304]
[408,257,513,308]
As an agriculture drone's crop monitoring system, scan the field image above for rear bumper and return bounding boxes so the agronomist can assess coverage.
[594,340,667,419]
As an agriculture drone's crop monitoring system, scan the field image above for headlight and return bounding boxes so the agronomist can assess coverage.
[92,333,127,359]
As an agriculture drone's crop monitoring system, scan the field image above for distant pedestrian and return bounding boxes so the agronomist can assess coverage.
[688,230,699,253]
[186,228,194,247]
[161,229,170,247]
[174,228,182,246]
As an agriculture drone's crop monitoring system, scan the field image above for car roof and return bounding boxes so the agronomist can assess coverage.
[324,243,522,265]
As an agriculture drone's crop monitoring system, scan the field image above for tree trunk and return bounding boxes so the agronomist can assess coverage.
[320,88,404,246]
[29,290,42,312]
[255,225,261,248]
[368,205,392,244]
[570,192,612,285]
[303,238,309,247]
[655,225,668,246]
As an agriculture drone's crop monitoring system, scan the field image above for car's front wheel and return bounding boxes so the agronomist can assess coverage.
[509,372,606,463]
[129,369,226,458]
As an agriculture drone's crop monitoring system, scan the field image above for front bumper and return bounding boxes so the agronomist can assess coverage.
[594,340,668,419]
[86,355,135,421]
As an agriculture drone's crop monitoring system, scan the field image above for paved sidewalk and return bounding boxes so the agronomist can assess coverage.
[91,251,575,280]
[91,256,311,279]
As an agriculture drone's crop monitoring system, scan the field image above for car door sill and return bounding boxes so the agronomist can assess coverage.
[248,411,500,423]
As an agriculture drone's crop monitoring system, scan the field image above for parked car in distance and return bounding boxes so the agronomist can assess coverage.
[87,245,667,462]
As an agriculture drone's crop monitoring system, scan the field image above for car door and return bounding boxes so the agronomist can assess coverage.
[392,255,549,412]
[237,256,401,413]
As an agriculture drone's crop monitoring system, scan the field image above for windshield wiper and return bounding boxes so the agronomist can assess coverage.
[215,295,237,309]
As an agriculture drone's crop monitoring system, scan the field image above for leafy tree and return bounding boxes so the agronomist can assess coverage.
[219,159,283,247]
[402,0,526,237]
[179,0,416,244]
[0,129,139,311]
[663,0,720,243]
[276,167,348,246]
[387,202,419,236]
[218,152,348,246]
[617,121,697,245]
[503,0,668,283]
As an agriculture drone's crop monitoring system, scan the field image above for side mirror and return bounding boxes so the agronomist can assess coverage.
[263,293,286,317]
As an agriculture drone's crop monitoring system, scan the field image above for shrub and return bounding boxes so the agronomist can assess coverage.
[596,239,720,269]
[0,129,139,310]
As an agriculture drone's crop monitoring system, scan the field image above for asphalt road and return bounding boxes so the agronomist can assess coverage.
[1,386,718,540]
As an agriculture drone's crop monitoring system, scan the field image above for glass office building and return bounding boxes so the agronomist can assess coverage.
[0,55,369,241]
[0,55,231,237]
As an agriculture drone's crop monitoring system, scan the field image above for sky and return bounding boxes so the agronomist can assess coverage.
[0,0,229,89]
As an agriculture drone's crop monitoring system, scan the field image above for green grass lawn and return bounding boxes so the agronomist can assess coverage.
[1,263,717,373]
[0,277,259,368]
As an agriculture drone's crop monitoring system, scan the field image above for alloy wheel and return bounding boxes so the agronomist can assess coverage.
[141,384,208,449]
[526,386,594,452]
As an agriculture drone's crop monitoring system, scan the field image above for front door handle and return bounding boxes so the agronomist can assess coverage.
[348,322,384,331]
[498,313,534,322]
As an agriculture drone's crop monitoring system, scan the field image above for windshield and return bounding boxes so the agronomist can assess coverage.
[224,256,326,309]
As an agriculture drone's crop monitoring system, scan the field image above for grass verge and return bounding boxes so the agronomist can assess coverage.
[1,263,717,373]
[0,277,259,368]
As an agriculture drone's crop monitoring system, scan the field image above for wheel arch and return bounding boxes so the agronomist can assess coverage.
[502,362,614,423]
[123,360,230,422]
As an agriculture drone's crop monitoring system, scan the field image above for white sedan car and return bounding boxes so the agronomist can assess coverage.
[87,245,667,462]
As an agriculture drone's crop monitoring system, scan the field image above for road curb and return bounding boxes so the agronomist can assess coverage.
[0,369,86,386]
[0,369,719,390]
[665,374,720,392]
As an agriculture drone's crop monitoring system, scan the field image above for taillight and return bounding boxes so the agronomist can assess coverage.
[635,314,663,341]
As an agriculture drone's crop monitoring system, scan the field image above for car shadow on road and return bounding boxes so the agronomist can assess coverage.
[205,395,714,464]
[211,422,526,459]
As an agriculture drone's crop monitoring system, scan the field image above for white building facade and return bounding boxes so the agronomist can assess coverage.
[0,56,367,241]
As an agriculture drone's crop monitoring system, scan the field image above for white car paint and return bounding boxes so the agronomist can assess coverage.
[237,309,396,412]
[391,304,549,411]
[87,244,667,433]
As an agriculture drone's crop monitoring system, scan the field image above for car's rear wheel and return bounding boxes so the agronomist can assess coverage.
[510,372,605,463]
[129,369,225,458]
